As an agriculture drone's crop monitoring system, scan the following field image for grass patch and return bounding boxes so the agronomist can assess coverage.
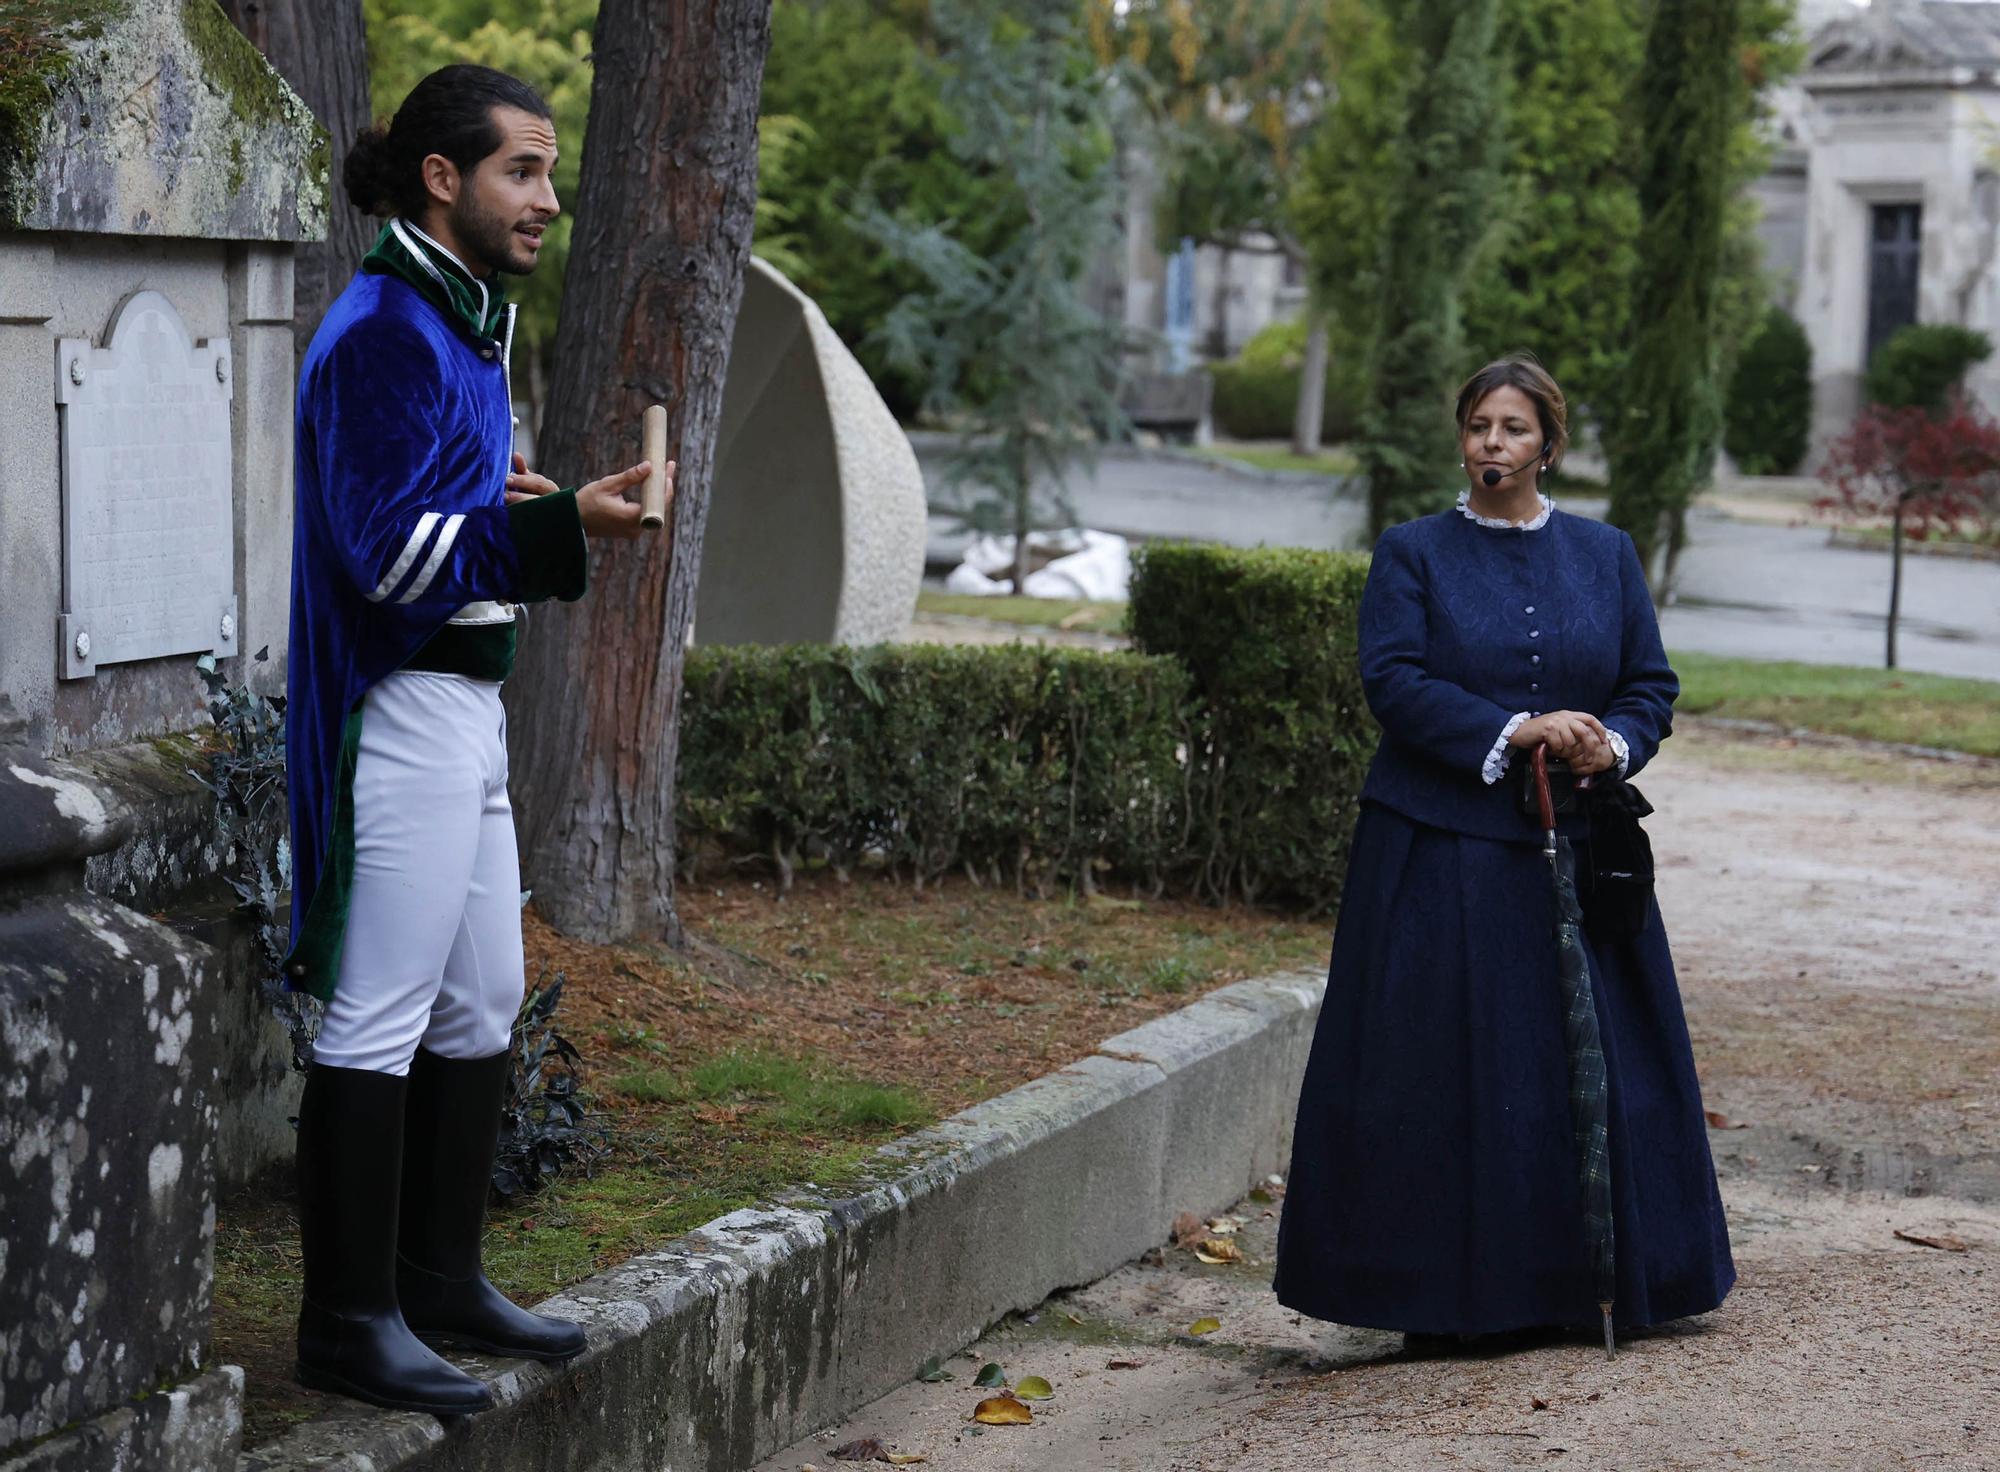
[913,588,1128,635]
[1673,651,2000,757]
[1192,442,1359,477]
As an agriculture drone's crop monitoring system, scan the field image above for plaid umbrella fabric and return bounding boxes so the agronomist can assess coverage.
[1532,745,1618,1358]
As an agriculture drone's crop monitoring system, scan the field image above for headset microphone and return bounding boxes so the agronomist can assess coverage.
[1481,444,1550,487]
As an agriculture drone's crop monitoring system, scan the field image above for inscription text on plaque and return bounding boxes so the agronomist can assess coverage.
[56,290,237,680]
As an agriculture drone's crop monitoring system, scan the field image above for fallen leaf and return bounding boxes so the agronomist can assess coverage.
[1894,1229,1972,1252]
[916,1356,949,1383]
[1531,1397,1550,1411]
[1204,1217,1239,1235]
[1014,1376,1053,1400]
[973,1362,1006,1388]
[1060,1311,1083,1326]
[829,1437,889,1462]
[1194,1239,1243,1264]
[1189,1317,1222,1336]
[1704,1110,1750,1130]
[1171,1211,1204,1247]
[1248,1187,1275,1204]
[973,1396,1032,1425]
[1107,1359,1145,1370]
[886,1457,928,1466]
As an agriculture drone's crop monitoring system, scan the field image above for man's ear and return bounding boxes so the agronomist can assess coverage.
[419,153,461,210]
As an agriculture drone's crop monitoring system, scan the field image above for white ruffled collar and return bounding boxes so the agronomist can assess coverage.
[1455,488,1552,531]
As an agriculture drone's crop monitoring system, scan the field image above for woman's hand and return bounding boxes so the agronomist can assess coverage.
[1509,710,1617,774]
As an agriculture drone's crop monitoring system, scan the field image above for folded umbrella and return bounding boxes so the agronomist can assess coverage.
[1531,743,1617,1358]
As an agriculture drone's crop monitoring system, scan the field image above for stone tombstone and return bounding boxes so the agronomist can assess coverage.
[57,289,239,679]
[0,4,325,1471]
[697,257,928,646]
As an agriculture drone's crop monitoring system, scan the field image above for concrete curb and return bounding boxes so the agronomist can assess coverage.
[236,970,1324,1472]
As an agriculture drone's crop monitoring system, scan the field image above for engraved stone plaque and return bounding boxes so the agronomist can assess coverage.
[56,291,237,680]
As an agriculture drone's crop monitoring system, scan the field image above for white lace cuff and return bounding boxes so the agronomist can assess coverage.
[1607,728,1630,779]
[1483,712,1532,785]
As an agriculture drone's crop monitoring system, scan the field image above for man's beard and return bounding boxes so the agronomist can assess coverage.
[450,188,534,277]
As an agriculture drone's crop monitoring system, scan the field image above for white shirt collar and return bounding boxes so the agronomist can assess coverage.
[1455,488,1553,531]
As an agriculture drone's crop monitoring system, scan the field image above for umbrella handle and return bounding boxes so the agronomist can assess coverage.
[1531,742,1558,834]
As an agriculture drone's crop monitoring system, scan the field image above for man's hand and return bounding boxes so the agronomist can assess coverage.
[575,461,661,539]
[505,451,560,505]
[1509,710,1617,774]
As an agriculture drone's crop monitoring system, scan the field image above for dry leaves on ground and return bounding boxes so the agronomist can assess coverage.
[973,1396,1033,1425]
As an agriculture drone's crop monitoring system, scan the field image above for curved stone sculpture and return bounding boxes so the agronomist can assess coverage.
[695,258,927,646]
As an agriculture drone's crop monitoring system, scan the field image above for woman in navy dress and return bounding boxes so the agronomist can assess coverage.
[1272,356,1734,1342]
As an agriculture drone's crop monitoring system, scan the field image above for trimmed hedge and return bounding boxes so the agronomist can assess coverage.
[1723,305,1812,475]
[676,546,1380,913]
[676,644,1192,894]
[1207,318,1367,444]
[1129,543,1377,910]
[1865,324,1993,414]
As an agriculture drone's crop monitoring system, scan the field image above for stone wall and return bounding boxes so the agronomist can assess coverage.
[0,4,322,1468]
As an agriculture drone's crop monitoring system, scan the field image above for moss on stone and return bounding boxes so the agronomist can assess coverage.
[178,0,291,129]
[0,0,126,228]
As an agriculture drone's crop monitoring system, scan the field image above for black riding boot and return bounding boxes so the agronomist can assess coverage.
[295,1063,494,1415]
[397,1047,588,1362]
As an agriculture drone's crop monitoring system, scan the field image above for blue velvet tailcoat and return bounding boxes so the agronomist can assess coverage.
[284,259,583,999]
[1272,505,1735,1335]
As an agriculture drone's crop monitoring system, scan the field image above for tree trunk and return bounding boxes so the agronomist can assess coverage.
[1291,306,1328,457]
[505,0,772,945]
[1887,494,1907,670]
[217,0,375,358]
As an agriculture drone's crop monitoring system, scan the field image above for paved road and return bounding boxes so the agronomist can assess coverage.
[757,728,2000,1472]
[918,444,2000,681]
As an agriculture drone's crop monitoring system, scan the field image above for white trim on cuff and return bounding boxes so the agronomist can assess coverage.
[1483,712,1532,785]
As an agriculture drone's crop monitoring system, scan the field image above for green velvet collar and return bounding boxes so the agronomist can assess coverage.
[360,218,511,343]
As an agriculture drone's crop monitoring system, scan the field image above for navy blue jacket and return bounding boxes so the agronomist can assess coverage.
[1356,505,1677,843]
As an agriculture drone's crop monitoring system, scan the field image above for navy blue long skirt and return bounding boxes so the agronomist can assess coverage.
[1272,802,1735,1335]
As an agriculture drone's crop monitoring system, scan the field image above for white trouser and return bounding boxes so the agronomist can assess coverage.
[314,671,526,1076]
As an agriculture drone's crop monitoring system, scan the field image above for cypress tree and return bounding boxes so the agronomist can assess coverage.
[1602,0,1743,589]
[1357,0,1505,540]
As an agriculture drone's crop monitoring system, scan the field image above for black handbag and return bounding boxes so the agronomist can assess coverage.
[1517,757,1657,941]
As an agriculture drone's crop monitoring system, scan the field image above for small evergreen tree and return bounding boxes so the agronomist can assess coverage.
[1290,0,1409,434]
[1356,0,1505,539]
[1723,305,1812,475]
[856,0,1128,591]
[1865,324,1994,414]
[1458,0,1642,419]
[1602,0,1744,589]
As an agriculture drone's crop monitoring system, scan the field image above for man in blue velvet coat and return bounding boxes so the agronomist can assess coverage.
[283,64,674,1415]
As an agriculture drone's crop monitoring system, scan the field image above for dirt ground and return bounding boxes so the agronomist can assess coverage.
[758,725,2000,1472]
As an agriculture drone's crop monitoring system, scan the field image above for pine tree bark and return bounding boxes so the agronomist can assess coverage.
[505,0,772,945]
[216,0,375,357]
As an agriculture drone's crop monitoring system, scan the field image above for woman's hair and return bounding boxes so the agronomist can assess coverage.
[1454,354,1570,476]
[343,64,552,220]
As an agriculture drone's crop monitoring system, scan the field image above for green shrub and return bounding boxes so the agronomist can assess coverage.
[1723,305,1813,475]
[1206,318,1367,444]
[676,645,1192,895]
[1865,324,1993,414]
[1128,544,1377,910]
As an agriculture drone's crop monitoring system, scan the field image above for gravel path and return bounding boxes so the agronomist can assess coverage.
[757,727,2000,1472]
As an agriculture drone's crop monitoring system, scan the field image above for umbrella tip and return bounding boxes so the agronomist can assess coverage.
[1600,1303,1616,1360]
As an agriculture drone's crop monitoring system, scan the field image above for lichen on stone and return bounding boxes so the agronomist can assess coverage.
[0,0,328,239]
